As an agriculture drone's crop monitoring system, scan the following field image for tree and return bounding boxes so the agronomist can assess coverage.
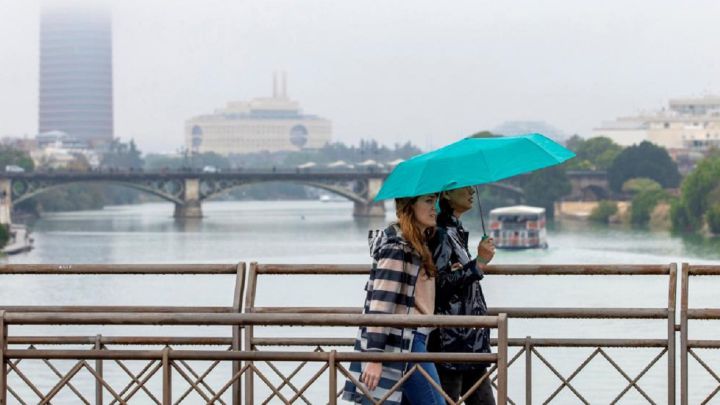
[608,141,680,192]
[516,165,572,218]
[672,154,720,232]
[565,136,622,171]
[101,139,144,170]
[468,131,500,138]
[0,146,34,172]
[589,200,618,223]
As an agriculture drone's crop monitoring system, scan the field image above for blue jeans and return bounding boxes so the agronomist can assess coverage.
[401,331,446,405]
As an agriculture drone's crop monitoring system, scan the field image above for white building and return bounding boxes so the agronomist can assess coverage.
[185,74,332,155]
[593,96,720,150]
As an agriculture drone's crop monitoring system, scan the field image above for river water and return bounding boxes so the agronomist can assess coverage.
[2,200,720,404]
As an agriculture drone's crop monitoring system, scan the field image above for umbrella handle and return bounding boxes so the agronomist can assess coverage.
[475,186,488,239]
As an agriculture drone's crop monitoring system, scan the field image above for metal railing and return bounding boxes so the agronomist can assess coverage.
[246,263,677,404]
[0,312,507,405]
[1,262,712,404]
[680,263,720,405]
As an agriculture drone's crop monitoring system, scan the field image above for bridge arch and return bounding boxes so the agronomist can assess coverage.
[199,179,368,204]
[12,180,185,206]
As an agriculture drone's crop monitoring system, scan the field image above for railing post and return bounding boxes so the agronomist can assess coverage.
[0,311,6,405]
[497,314,508,405]
[525,336,531,405]
[95,334,103,405]
[244,262,259,405]
[667,263,677,405]
[680,263,689,405]
[162,346,172,405]
[328,350,337,405]
[231,262,246,405]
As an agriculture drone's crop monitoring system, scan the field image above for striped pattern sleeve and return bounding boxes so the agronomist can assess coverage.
[365,242,411,352]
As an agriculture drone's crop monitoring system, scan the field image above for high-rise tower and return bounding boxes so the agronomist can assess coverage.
[39,2,113,147]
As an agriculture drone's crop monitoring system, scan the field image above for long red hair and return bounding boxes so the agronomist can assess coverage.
[395,197,437,277]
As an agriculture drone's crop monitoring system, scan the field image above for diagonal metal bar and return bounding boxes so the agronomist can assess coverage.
[288,363,330,403]
[262,360,312,405]
[335,362,377,405]
[459,364,496,404]
[37,349,92,404]
[175,358,227,405]
[492,347,526,383]
[39,359,86,405]
[689,349,720,405]
[207,363,252,404]
[603,347,665,404]
[7,360,46,400]
[534,347,594,405]
[111,359,162,405]
[377,364,422,405]
[250,364,292,404]
[415,364,457,405]
[261,345,323,405]
[81,360,126,404]
[171,360,214,404]
[7,385,29,405]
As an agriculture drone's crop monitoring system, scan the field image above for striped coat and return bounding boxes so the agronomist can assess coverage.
[342,224,423,404]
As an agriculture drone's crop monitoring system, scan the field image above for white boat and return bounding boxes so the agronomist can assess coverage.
[489,205,548,249]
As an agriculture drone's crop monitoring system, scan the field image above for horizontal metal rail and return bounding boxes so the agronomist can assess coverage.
[3,349,497,363]
[0,263,240,274]
[255,263,672,275]
[2,312,501,328]
[0,305,232,313]
[251,306,669,319]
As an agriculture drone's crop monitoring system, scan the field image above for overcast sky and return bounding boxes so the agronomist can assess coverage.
[1,0,720,153]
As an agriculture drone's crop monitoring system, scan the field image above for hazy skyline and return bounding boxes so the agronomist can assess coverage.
[2,0,720,153]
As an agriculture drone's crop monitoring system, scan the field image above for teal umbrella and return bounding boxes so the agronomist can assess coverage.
[374,133,576,236]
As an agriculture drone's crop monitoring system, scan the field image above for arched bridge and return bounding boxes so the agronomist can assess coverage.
[0,171,526,223]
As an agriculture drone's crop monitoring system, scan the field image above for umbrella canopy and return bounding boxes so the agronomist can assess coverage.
[374,133,575,201]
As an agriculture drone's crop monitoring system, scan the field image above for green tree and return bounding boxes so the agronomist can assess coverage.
[101,139,144,170]
[672,154,720,231]
[0,224,9,248]
[707,203,720,235]
[589,200,618,223]
[516,165,572,218]
[0,146,34,172]
[631,189,668,225]
[565,136,622,170]
[608,141,680,192]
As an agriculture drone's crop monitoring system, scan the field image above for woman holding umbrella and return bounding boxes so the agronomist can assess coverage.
[342,193,447,405]
[430,186,496,404]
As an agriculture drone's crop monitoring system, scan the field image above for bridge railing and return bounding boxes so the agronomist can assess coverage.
[0,312,507,405]
[247,263,677,404]
[0,262,704,404]
[680,263,720,405]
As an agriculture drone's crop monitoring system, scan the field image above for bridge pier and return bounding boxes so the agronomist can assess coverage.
[353,201,386,217]
[174,178,203,219]
[0,178,12,225]
[353,178,386,217]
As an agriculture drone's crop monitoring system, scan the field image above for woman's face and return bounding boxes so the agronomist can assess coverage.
[412,194,438,231]
[445,186,475,215]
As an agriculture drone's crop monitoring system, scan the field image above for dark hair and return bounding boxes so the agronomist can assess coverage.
[438,193,454,221]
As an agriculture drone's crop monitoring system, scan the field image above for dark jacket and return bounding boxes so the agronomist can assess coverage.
[430,212,491,371]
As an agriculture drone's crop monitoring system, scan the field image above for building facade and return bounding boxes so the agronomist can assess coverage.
[185,75,332,155]
[593,96,720,150]
[39,2,114,148]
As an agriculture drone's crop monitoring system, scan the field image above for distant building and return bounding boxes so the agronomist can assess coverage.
[593,96,720,150]
[185,74,332,155]
[492,121,566,143]
[39,1,114,148]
